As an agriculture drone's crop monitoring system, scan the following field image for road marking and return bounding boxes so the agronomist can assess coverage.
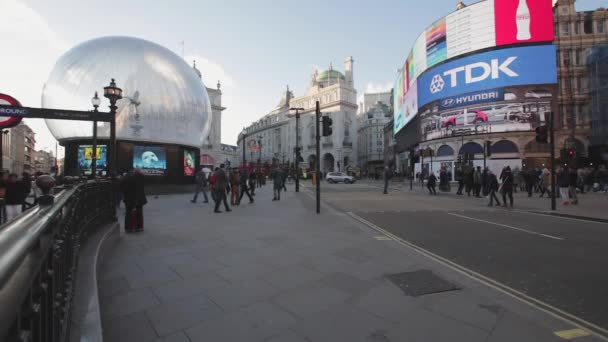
[447,212,565,241]
[511,209,608,225]
[374,235,392,241]
[345,212,608,341]
[555,328,591,340]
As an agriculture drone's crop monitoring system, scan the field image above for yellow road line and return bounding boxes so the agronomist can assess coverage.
[555,328,591,340]
[345,211,608,341]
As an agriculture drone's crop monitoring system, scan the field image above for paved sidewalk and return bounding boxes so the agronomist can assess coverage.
[98,186,602,341]
[361,179,608,221]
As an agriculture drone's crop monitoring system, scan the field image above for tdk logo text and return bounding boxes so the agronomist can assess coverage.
[429,57,518,94]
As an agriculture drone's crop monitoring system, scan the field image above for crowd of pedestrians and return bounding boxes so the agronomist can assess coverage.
[190,163,288,213]
[0,171,46,222]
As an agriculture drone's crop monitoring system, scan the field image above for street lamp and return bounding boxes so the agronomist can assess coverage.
[289,107,304,192]
[91,91,101,178]
[103,79,122,176]
[241,128,247,168]
[257,135,263,165]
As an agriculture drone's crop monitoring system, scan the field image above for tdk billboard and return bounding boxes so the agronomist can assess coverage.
[417,45,557,107]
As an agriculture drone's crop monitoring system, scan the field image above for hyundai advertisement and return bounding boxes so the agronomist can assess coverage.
[419,84,556,142]
[78,145,107,175]
[417,45,557,108]
[133,145,167,176]
[393,0,555,135]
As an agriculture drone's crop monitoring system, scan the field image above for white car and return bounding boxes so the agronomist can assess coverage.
[326,172,355,184]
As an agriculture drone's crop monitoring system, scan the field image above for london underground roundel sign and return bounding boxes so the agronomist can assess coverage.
[0,94,23,128]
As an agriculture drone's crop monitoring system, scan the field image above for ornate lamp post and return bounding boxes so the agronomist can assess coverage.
[289,107,304,192]
[91,91,101,178]
[241,128,247,167]
[103,79,122,176]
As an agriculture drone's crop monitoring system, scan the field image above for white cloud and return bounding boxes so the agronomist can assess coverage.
[0,0,69,156]
[185,54,235,89]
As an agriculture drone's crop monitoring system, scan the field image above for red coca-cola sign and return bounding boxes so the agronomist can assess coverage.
[495,0,554,46]
[0,93,24,129]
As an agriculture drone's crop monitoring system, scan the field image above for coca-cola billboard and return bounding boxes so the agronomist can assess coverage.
[495,0,555,46]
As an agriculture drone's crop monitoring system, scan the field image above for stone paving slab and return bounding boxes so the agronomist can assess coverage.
[98,185,605,342]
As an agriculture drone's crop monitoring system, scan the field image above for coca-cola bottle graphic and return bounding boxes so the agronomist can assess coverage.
[516,0,532,40]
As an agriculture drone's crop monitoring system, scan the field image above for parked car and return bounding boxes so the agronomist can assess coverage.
[326,172,355,184]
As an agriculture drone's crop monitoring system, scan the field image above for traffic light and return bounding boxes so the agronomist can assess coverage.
[322,116,333,136]
[568,148,575,157]
[535,125,548,143]
[295,147,303,163]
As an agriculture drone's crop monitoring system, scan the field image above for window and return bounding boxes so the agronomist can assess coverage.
[561,22,570,35]
[574,21,580,34]
[574,49,581,65]
[598,20,605,33]
[584,15,593,34]
[562,50,571,66]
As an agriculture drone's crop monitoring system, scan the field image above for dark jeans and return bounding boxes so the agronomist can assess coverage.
[125,205,143,231]
[502,188,513,206]
[474,184,481,197]
[214,191,230,211]
[274,187,282,200]
[526,183,534,197]
[427,184,436,195]
[249,181,256,195]
[239,185,254,203]
[488,190,500,206]
[457,181,464,194]
[192,184,209,202]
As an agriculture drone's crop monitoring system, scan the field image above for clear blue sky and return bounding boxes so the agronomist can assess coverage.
[4,0,606,150]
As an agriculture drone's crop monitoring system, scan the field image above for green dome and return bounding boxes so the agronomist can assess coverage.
[316,69,345,82]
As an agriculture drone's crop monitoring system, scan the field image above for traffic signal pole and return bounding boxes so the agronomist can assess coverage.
[549,112,556,211]
[295,110,301,192]
[315,101,321,214]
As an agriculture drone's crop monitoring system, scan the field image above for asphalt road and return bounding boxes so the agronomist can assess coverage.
[309,181,608,330]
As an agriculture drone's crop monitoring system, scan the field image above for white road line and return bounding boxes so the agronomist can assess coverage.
[447,213,565,241]
[510,209,608,225]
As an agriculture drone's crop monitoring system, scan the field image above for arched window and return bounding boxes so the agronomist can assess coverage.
[491,140,519,154]
[436,145,454,157]
[459,142,484,155]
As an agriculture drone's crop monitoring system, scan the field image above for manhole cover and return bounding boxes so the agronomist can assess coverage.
[386,269,460,297]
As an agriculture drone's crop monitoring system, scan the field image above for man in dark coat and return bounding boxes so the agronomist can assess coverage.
[427,172,437,195]
[239,170,254,204]
[213,164,231,213]
[191,166,209,204]
[501,166,514,208]
[122,169,147,233]
[487,171,501,207]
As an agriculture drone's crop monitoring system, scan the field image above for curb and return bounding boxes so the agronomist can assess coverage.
[530,211,608,224]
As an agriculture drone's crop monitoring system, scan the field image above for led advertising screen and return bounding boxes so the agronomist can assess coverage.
[184,149,196,176]
[419,84,555,142]
[78,145,107,175]
[133,145,167,176]
[446,0,496,59]
[495,0,554,46]
[393,73,405,133]
[417,45,557,108]
[426,18,447,69]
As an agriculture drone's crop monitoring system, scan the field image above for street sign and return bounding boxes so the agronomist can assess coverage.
[0,94,23,129]
[0,105,113,122]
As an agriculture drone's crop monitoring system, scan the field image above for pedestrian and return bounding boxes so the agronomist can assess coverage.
[5,173,25,222]
[557,166,571,205]
[501,166,514,208]
[439,167,451,192]
[272,167,285,201]
[525,168,536,197]
[540,167,552,198]
[464,166,474,196]
[569,167,579,205]
[258,171,264,188]
[212,164,231,213]
[122,169,147,233]
[584,167,594,193]
[487,171,501,207]
[191,166,209,204]
[249,170,257,196]
[473,166,482,197]
[230,168,241,205]
[456,166,464,195]
[383,166,392,194]
[427,172,437,195]
[481,167,489,196]
[512,167,521,193]
[239,170,254,204]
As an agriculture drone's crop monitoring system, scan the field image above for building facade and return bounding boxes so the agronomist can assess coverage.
[7,123,36,174]
[357,100,391,176]
[238,57,358,173]
[588,44,608,161]
[554,0,608,161]
[34,150,55,173]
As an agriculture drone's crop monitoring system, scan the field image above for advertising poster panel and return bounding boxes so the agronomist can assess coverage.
[446,0,496,59]
[426,18,447,68]
[495,0,554,46]
[78,145,107,175]
[393,73,406,134]
[412,33,428,82]
[417,45,557,108]
[184,149,196,176]
[402,82,419,128]
[133,145,167,176]
[419,84,556,142]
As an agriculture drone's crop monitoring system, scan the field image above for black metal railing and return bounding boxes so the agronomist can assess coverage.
[0,180,115,342]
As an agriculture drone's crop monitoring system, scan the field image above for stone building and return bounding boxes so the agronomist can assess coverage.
[34,150,55,173]
[7,123,36,174]
[238,57,358,173]
[357,100,391,176]
[554,0,608,161]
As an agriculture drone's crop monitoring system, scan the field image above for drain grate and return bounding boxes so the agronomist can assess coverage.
[386,269,460,297]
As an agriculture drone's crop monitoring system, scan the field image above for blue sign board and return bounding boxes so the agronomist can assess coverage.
[438,88,505,110]
[417,45,557,108]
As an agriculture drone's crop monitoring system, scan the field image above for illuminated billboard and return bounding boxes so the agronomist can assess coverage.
[393,0,555,134]
[419,84,556,142]
[417,45,557,108]
[184,149,196,176]
[133,145,167,176]
[78,145,107,175]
